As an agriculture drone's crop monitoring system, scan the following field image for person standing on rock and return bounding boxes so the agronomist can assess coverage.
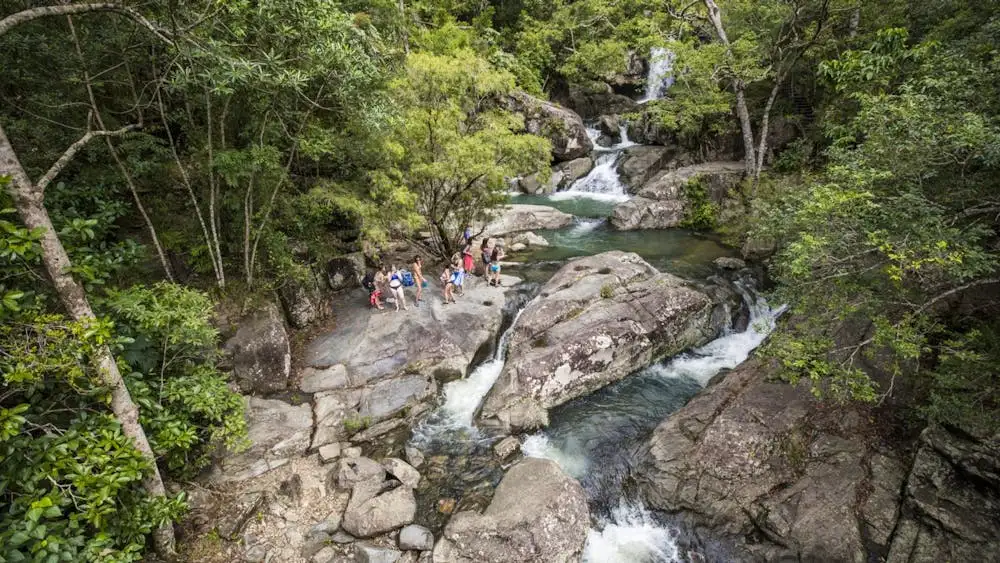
[412,256,426,304]
[388,265,408,311]
[481,237,492,276]
[440,265,457,304]
[489,245,505,286]
[362,269,384,309]
[374,265,388,307]
[462,239,475,277]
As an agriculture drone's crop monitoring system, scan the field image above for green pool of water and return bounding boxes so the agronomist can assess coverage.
[511,194,617,218]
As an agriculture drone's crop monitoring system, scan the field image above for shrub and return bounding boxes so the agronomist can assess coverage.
[680,176,720,230]
[600,284,614,299]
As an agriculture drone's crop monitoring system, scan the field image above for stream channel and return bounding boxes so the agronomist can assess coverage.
[407,61,781,561]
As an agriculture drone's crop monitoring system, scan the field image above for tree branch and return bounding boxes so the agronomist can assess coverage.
[35,125,138,193]
[0,3,173,45]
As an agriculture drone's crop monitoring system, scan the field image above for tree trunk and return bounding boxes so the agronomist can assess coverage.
[0,123,177,558]
[703,0,756,178]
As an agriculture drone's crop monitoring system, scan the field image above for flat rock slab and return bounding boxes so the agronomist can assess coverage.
[212,398,313,482]
[303,275,517,448]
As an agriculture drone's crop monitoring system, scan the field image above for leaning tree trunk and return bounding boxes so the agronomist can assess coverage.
[0,124,177,557]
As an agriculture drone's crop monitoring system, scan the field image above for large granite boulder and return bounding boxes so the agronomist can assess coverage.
[886,425,1000,562]
[342,480,417,538]
[615,145,679,191]
[278,269,330,329]
[504,92,593,162]
[610,162,746,230]
[479,251,715,431]
[554,157,594,188]
[326,252,366,292]
[211,398,313,482]
[564,81,639,120]
[483,204,574,236]
[635,359,906,561]
[432,458,589,563]
[303,276,517,449]
[223,301,291,394]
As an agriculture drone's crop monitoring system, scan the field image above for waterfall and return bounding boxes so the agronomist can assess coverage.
[552,152,630,203]
[523,289,786,562]
[640,47,675,102]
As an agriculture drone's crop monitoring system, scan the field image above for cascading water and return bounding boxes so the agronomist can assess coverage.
[639,47,675,102]
[523,288,786,562]
[555,125,636,203]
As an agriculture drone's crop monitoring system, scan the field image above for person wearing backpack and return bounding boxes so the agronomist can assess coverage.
[388,265,408,311]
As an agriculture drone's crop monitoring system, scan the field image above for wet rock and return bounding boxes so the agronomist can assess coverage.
[503,92,593,161]
[399,524,435,551]
[598,114,621,139]
[342,484,417,538]
[300,364,350,393]
[223,301,291,394]
[616,145,677,191]
[437,498,456,515]
[212,398,312,482]
[338,456,386,490]
[217,492,265,540]
[350,418,410,444]
[565,81,639,120]
[404,445,425,469]
[553,157,593,189]
[713,257,747,271]
[483,204,574,236]
[433,458,588,562]
[319,442,342,463]
[383,458,421,489]
[326,252,366,292]
[356,542,402,563]
[479,251,715,431]
[636,359,905,561]
[493,436,521,460]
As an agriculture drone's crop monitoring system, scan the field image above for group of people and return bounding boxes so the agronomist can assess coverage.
[361,229,505,311]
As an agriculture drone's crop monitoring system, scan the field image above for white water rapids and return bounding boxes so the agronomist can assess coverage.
[551,126,636,203]
[523,292,786,562]
[639,47,675,102]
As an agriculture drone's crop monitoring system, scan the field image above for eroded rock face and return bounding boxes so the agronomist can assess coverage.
[279,270,330,329]
[610,162,745,230]
[223,301,291,394]
[327,252,366,292]
[432,458,589,563]
[504,92,593,162]
[554,157,594,188]
[212,398,313,482]
[616,145,679,191]
[565,81,639,120]
[635,360,905,561]
[483,204,574,236]
[479,251,714,431]
[303,276,516,449]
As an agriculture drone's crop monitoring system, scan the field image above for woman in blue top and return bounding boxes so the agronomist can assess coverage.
[388,265,408,311]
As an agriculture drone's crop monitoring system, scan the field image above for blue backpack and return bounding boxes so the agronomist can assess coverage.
[401,270,415,287]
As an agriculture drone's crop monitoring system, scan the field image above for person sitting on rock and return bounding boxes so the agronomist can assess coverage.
[388,265,408,311]
[489,245,504,286]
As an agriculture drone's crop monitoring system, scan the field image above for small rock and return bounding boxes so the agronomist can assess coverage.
[398,524,434,551]
[509,242,527,252]
[217,492,265,540]
[319,443,341,463]
[404,445,425,469]
[382,458,421,489]
[311,546,338,563]
[437,498,456,514]
[342,485,417,537]
[493,436,521,460]
[343,446,363,458]
[337,456,385,490]
[714,256,747,271]
[331,529,357,544]
[244,545,267,563]
[355,542,401,563]
[300,532,331,559]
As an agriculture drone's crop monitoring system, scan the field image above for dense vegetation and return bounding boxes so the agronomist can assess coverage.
[1,0,998,559]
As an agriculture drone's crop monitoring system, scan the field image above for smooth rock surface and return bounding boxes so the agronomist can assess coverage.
[212,398,312,482]
[342,485,417,538]
[223,301,291,394]
[399,524,435,551]
[432,458,589,563]
[483,204,574,236]
[383,458,421,489]
[479,251,715,431]
[553,157,594,188]
[327,252,366,292]
[504,92,593,161]
[510,231,549,248]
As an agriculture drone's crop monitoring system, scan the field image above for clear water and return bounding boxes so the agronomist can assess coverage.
[511,194,616,218]
[640,47,675,102]
[523,294,785,562]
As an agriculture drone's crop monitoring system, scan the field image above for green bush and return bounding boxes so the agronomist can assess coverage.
[680,176,720,231]
[600,284,614,299]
